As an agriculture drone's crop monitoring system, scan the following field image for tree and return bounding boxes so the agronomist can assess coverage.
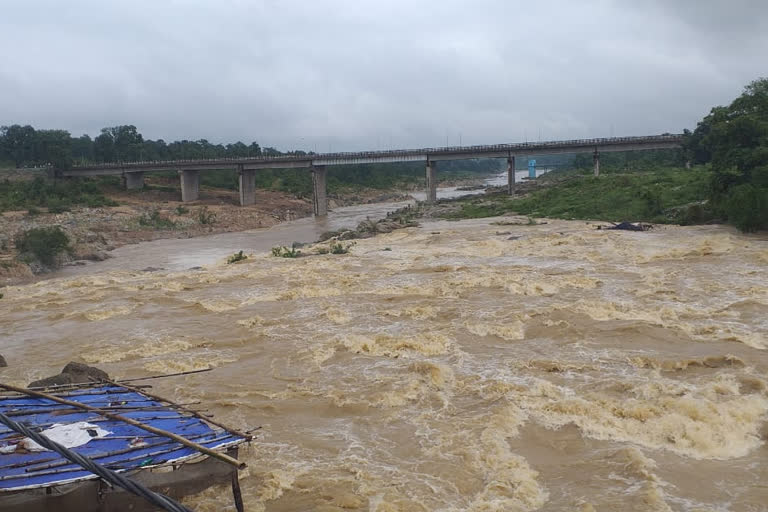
[34,129,73,169]
[94,125,144,162]
[71,134,94,164]
[1,125,37,167]
[685,78,768,231]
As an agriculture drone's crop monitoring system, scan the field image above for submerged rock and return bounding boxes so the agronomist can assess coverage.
[28,362,110,388]
[599,222,653,231]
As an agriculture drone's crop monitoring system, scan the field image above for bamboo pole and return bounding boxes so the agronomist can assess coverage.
[0,383,246,470]
[105,379,254,441]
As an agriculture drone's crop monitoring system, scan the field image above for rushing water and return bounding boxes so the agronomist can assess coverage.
[2,190,768,511]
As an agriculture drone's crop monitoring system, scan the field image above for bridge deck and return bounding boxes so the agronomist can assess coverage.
[62,134,683,176]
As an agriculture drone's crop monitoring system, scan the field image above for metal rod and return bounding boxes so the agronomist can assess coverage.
[0,383,245,470]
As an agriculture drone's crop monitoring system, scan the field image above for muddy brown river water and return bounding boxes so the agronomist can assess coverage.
[2,212,767,511]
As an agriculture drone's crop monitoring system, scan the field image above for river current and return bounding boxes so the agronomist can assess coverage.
[2,179,767,511]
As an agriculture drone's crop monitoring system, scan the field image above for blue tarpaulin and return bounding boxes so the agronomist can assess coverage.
[0,385,245,491]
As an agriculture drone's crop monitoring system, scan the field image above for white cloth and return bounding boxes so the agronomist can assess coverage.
[0,422,111,453]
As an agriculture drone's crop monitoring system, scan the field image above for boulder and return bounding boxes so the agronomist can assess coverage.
[0,354,6,367]
[28,362,110,388]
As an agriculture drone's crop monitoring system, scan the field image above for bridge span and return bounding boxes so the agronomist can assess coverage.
[60,134,683,216]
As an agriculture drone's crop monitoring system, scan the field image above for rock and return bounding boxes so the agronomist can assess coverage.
[0,354,7,367]
[604,222,652,232]
[28,362,110,388]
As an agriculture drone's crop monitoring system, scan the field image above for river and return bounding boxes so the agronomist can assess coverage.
[2,177,767,511]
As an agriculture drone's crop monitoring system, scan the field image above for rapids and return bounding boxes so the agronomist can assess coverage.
[2,214,767,511]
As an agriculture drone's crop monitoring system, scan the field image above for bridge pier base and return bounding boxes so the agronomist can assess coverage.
[239,167,256,206]
[507,156,516,195]
[125,172,144,190]
[180,170,200,202]
[312,166,328,216]
[593,150,600,177]
[426,161,437,203]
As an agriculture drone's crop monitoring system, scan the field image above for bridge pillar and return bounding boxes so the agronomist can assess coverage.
[312,166,328,216]
[238,166,256,206]
[180,170,200,202]
[593,149,600,177]
[426,161,437,203]
[124,172,144,190]
[507,156,516,195]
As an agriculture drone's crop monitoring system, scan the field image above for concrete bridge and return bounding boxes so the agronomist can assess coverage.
[60,134,683,216]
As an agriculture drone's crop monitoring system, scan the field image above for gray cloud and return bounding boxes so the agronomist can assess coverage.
[1,0,766,151]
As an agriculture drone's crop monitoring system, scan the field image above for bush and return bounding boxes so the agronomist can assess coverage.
[175,205,189,215]
[227,250,248,264]
[271,245,300,258]
[197,206,216,225]
[138,208,177,229]
[330,242,353,254]
[14,226,70,266]
[723,184,768,232]
[47,196,72,213]
[26,207,40,217]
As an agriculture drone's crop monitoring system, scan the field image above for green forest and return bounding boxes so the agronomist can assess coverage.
[683,78,768,231]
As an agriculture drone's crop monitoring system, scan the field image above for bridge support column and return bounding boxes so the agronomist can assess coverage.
[426,161,437,203]
[593,149,600,177]
[312,166,328,216]
[238,166,256,206]
[507,156,516,195]
[180,170,200,202]
[124,172,144,190]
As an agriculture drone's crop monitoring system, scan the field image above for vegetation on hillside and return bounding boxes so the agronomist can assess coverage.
[444,166,711,224]
[684,78,768,231]
[0,177,118,212]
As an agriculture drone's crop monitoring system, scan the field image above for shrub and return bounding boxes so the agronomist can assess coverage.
[14,226,70,266]
[197,206,216,225]
[271,246,300,258]
[138,208,177,229]
[47,197,71,213]
[330,242,353,254]
[26,207,40,217]
[175,205,189,215]
[227,250,248,264]
[723,184,768,232]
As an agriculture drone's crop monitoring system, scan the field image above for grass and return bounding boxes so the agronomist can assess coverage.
[444,167,714,225]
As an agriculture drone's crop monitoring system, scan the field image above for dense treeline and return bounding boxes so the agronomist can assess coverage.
[683,78,768,231]
[0,124,279,170]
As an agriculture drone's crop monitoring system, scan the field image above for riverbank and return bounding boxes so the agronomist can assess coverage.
[0,168,496,286]
[0,183,420,286]
[417,166,717,226]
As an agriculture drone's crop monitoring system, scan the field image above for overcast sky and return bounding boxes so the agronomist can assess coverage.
[1,0,766,151]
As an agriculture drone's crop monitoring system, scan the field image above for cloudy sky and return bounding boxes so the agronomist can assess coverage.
[1,0,766,151]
